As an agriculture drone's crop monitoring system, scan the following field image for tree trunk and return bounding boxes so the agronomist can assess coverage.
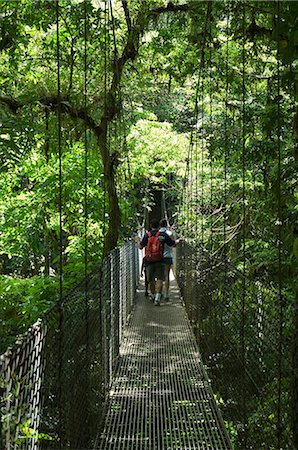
[0,2,194,259]
[98,123,121,258]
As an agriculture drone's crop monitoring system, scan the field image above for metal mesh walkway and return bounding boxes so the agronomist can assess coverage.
[98,281,232,450]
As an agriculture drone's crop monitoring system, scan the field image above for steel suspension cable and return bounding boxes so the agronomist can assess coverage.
[44,108,50,275]
[222,4,230,335]
[276,1,284,445]
[119,98,132,188]
[56,1,63,446]
[102,0,109,240]
[182,80,198,239]
[83,1,88,277]
[56,0,63,307]
[192,69,203,241]
[201,75,205,247]
[83,0,90,409]
[209,15,213,254]
[195,94,200,240]
[179,2,210,240]
[188,3,210,242]
[207,12,215,336]
[240,0,247,430]
[193,144,199,241]
[108,0,131,231]
[180,142,191,236]
[106,0,129,236]
[189,131,194,237]
[193,62,205,243]
[108,0,122,221]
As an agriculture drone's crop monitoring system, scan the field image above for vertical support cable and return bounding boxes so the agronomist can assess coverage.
[102,0,109,240]
[83,0,89,251]
[195,91,200,241]
[222,3,230,336]
[208,12,215,340]
[201,72,205,247]
[209,15,213,254]
[181,1,209,242]
[56,0,63,308]
[119,95,131,223]
[56,1,63,447]
[241,0,247,429]
[189,135,193,238]
[192,70,202,241]
[44,108,50,276]
[84,0,89,289]
[180,144,190,236]
[188,66,201,240]
[84,0,89,320]
[276,1,283,446]
[83,0,90,436]
[108,0,121,224]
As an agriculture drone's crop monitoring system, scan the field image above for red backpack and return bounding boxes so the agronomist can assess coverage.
[145,231,164,262]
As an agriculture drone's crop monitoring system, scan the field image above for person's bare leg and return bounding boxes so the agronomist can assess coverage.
[165,265,170,291]
[150,280,155,295]
[164,264,171,299]
[154,279,163,305]
[145,269,149,296]
[156,279,163,293]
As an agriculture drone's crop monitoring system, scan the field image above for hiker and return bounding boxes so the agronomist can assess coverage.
[159,218,174,301]
[138,218,179,306]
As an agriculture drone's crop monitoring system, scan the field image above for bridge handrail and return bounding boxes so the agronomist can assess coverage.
[175,239,294,448]
[0,239,139,450]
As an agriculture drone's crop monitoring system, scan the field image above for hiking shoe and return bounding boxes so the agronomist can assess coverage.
[154,299,160,306]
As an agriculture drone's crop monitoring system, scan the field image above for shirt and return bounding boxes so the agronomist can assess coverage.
[159,227,173,258]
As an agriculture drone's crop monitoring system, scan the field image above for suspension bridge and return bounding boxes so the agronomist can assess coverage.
[0,0,297,449]
[0,228,295,450]
[0,238,232,450]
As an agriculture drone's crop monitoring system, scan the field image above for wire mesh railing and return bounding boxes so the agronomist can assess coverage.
[0,240,139,450]
[175,240,294,450]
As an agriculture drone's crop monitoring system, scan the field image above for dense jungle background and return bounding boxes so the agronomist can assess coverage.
[0,1,297,449]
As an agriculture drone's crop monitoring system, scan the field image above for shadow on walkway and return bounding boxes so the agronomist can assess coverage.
[98,280,231,450]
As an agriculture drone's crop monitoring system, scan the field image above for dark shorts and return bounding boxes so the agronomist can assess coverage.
[146,262,165,282]
[163,257,173,266]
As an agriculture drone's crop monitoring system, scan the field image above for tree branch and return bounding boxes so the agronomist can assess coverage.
[0,95,20,113]
[150,2,190,16]
[0,94,102,135]
[121,0,132,32]
[1,1,194,257]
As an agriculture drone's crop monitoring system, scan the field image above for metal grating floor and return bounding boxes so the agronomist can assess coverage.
[98,281,232,450]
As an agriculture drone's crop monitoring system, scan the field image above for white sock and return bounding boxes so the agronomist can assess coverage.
[155,293,161,302]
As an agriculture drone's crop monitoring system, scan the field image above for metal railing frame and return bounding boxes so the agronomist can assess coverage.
[175,240,294,449]
[0,240,139,450]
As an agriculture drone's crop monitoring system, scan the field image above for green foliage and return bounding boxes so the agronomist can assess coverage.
[0,136,106,350]
[0,0,297,448]
[0,275,57,352]
[16,419,54,443]
[127,117,188,184]
[0,141,105,275]
[122,117,188,223]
